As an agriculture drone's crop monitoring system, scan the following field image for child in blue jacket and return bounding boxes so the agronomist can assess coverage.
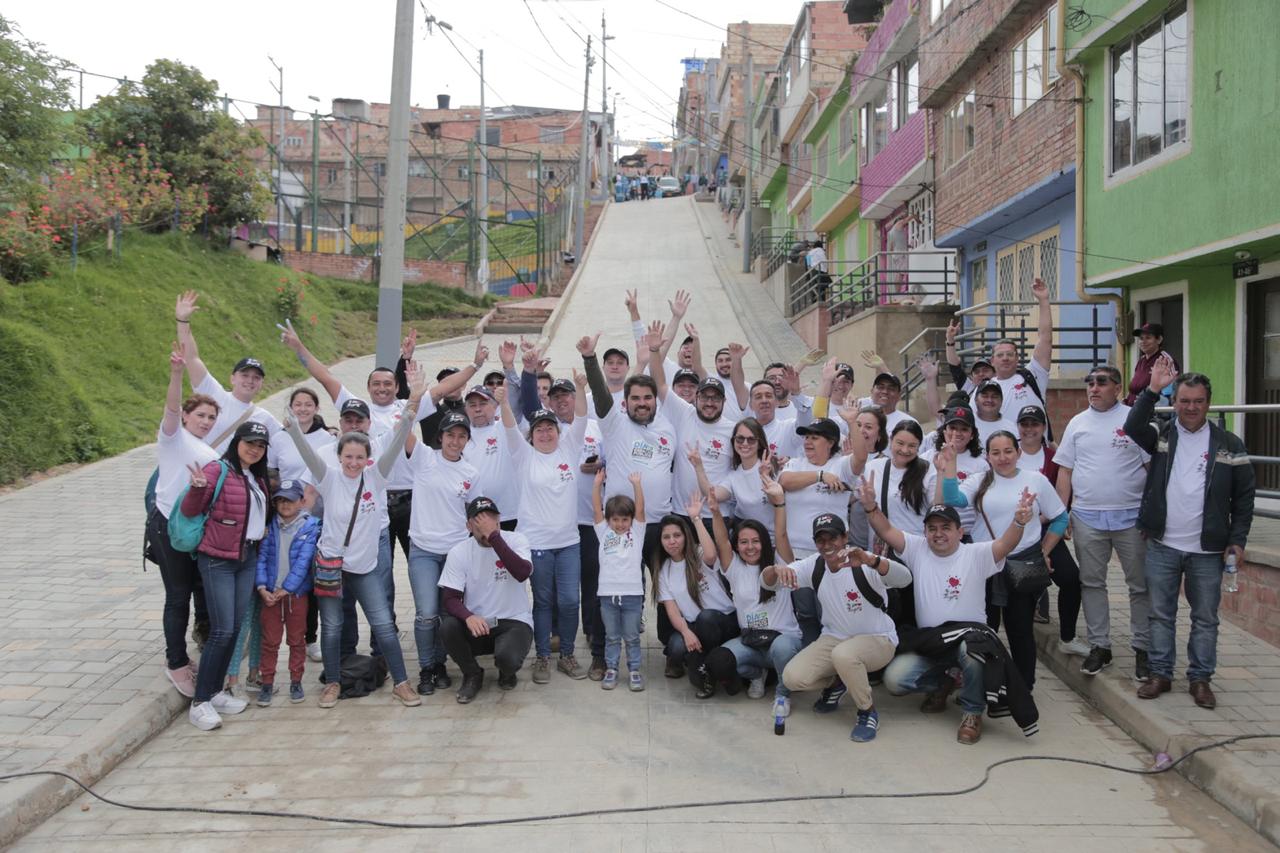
[254,481,321,705]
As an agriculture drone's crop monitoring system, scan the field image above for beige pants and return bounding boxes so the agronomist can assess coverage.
[782,634,897,711]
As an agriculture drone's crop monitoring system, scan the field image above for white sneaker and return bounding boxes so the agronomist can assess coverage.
[188,701,222,731]
[772,696,791,719]
[210,689,248,715]
[1058,637,1091,657]
[306,642,322,662]
[747,676,766,699]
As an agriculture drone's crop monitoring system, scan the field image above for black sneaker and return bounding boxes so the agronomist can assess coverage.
[432,663,453,690]
[497,671,518,690]
[813,679,847,714]
[416,666,436,696]
[1080,646,1113,676]
[1133,649,1151,682]
[456,671,484,704]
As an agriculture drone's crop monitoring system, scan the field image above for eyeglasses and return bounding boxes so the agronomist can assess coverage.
[733,435,758,445]
[1084,377,1114,386]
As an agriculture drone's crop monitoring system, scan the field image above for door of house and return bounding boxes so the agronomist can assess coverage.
[1246,278,1280,490]
[1139,294,1185,368]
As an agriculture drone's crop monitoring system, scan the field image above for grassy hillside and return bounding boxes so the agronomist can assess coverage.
[0,232,491,484]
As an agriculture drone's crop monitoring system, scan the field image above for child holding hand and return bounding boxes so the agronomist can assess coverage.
[593,468,646,692]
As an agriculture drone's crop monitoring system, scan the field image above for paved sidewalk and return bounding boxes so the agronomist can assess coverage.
[1036,570,1280,844]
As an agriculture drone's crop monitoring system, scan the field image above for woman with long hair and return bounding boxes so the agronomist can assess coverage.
[923,405,988,533]
[839,405,889,552]
[692,417,776,535]
[267,387,335,491]
[655,493,738,699]
[862,420,936,560]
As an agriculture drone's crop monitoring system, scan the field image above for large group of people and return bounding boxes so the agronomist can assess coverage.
[146,280,1255,744]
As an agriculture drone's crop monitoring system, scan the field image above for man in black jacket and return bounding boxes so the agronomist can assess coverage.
[1125,357,1255,710]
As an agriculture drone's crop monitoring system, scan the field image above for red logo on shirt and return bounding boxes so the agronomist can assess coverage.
[487,437,498,446]
[365,459,375,467]
[846,591,859,601]
[711,439,723,449]
[1014,383,1026,391]
[495,560,504,569]
[659,437,668,445]
[1114,428,1126,437]
[585,436,596,444]
[362,492,372,500]
[557,463,570,471]
[957,471,968,480]
[462,481,471,490]
[948,576,960,588]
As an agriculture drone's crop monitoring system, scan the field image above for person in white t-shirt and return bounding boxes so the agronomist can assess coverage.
[837,405,889,554]
[266,387,335,502]
[921,404,989,533]
[152,345,220,699]
[704,485,801,727]
[284,362,428,711]
[438,497,535,704]
[863,421,937,574]
[461,384,521,527]
[865,482,1034,746]
[496,379,590,684]
[768,513,912,743]
[972,380,1019,447]
[866,371,919,435]
[745,380,802,461]
[693,417,776,536]
[975,278,1054,424]
[655,493,738,699]
[936,433,1068,690]
[1054,365,1153,680]
[591,468,647,691]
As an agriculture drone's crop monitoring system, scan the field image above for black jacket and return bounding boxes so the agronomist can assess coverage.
[1124,389,1255,554]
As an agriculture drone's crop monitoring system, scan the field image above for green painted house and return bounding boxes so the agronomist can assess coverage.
[1066,0,1280,463]
[805,71,868,273]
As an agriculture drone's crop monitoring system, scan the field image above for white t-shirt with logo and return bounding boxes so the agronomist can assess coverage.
[563,417,605,526]
[155,424,219,520]
[1053,403,1151,510]
[507,419,586,549]
[463,421,519,522]
[314,463,387,575]
[1159,420,1214,553]
[195,374,283,454]
[781,454,856,552]
[921,446,989,533]
[438,532,534,628]
[657,558,735,623]
[723,556,800,638]
[961,468,1065,554]
[901,532,1000,628]
[336,385,435,492]
[975,416,1019,448]
[723,461,774,535]
[864,456,938,540]
[777,553,903,643]
[408,447,479,553]
[760,416,802,461]
[663,391,735,519]
[595,519,645,597]
[267,426,336,487]
[598,404,678,522]
[1017,446,1046,474]
[980,360,1049,423]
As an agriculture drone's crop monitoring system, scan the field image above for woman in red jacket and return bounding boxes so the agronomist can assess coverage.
[180,420,273,730]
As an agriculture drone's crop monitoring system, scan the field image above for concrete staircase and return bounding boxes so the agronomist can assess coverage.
[481,297,559,335]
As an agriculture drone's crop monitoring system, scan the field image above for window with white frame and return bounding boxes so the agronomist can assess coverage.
[839,105,855,155]
[907,192,933,249]
[930,0,954,22]
[1012,4,1061,116]
[408,159,428,178]
[894,53,919,128]
[1111,1,1187,173]
[861,88,888,164]
[943,89,976,168]
[285,136,304,147]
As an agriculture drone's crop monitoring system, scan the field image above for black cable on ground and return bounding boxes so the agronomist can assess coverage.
[1,734,1274,831]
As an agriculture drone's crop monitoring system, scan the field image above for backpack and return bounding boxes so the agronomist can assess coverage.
[167,460,230,553]
[811,556,889,614]
[318,653,389,698]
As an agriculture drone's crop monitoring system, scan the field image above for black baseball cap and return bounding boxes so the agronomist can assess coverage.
[923,504,962,526]
[466,496,500,519]
[438,411,472,438]
[976,379,1004,397]
[529,408,559,428]
[672,368,699,386]
[873,372,902,390]
[833,362,855,381]
[482,370,505,385]
[465,384,495,402]
[796,418,840,444]
[339,399,371,419]
[1017,404,1047,424]
[812,513,847,537]
[696,376,726,397]
[1134,322,1164,338]
[944,390,971,408]
[436,366,460,382]
[602,347,630,363]
[234,357,265,377]
[971,358,993,371]
[941,405,976,429]
[235,421,270,444]
[549,378,576,395]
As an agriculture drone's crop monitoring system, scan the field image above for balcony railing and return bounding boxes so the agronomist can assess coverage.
[823,251,958,324]
[753,227,820,280]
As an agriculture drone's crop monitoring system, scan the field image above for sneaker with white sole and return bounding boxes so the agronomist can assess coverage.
[166,665,196,698]
[601,669,619,691]
[210,689,248,715]
[747,676,766,699]
[188,701,222,731]
[256,684,273,707]
[306,642,322,662]
[1058,637,1091,656]
[629,670,645,692]
[392,681,422,707]
[850,708,879,742]
[318,682,340,709]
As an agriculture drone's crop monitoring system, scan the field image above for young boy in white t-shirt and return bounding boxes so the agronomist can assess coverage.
[592,468,646,692]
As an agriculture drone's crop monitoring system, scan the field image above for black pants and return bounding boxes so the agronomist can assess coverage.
[386,490,413,565]
[1047,538,1082,642]
[643,522,673,645]
[147,510,208,670]
[987,587,1039,690]
[440,615,533,678]
[665,609,740,687]
[306,591,319,644]
[578,523,605,659]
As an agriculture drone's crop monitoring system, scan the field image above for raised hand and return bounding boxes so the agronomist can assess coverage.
[684,322,699,341]
[1032,277,1049,302]
[772,565,799,590]
[760,468,784,504]
[847,546,876,569]
[401,328,418,361]
[169,343,186,373]
[405,360,428,401]
[594,467,607,489]
[644,320,665,353]
[277,317,302,351]
[861,350,887,373]
[472,340,489,366]
[175,290,200,322]
[946,318,960,345]
[685,489,704,518]
[782,364,802,395]
[933,444,956,477]
[686,442,704,468]
[492,384,508,405]
[821,356,838,383]
[1149,352,1178,392]
[705,487,720,514]
[1014,487,1036,526]
[624,288,640,320]
[499,340,518,369]
[917,352,939,380]
[576,332,602,357]
[521,342,542,373]
[669,289,692,318]
[627,471,642,487]
[186,461,208,489]
[857,474,877,511]
[572,368,588,390]
[726,341,750,362]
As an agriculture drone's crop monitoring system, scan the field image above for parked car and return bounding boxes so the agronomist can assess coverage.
[656,176,682,197]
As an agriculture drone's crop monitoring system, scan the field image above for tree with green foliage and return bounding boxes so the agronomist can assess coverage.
[80,59,269,226]
[0,16,71,194]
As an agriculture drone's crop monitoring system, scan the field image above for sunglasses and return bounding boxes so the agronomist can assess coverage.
[733,435,758,444]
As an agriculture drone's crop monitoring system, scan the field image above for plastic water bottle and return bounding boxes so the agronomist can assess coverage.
[774,712,786,736]
[1223,554,1239,594]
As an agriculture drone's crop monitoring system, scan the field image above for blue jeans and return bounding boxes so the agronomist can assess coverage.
[407,545,449,670]
[883,644,986,714]
[531,543,582,658]
[317,569,408,684]
[722,634,804,698]
[227,595,263,678]
[599,595,644,671]
[341,528,395,657]
[1146,538,1223,683]
[193,547,258,703]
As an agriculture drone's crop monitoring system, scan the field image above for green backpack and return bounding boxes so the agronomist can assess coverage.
[167,460,231,553]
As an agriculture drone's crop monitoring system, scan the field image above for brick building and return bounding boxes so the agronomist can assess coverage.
[715,22,792,190]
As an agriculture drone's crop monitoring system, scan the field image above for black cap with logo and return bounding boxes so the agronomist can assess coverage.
[466,496,500,519]
[672,368,700,386]
[233,357,265,377]
[549,378,576,395]
[873,372,902,390]
[1017,404,1047,425]
[941,405,976,429]
[796,417,841,444]
[339,399,371,419]
[923,504,962,526]
[812,513,847,537]
[696,376,726,397]
[235,421,271,444]
[438,411,472,438]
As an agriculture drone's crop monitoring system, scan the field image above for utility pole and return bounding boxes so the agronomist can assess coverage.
[308,95,320,252]
[742,40,754,273]
[477,49,488,294]
[342,116,352,255]
[574,35,594,264]
[268,57,284,249]
[375,0,414,369]
[601,13,614,196]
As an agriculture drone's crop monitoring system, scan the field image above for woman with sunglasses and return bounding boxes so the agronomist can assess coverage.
[691,417,777,536]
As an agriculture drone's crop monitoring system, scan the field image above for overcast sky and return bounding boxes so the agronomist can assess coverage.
[11,0,797,143]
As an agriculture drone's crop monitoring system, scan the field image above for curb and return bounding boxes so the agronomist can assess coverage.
[1033,622,1280,846]
[0,677,187,848]
[542,199,612,345]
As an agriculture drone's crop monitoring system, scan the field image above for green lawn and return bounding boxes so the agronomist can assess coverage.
[0,232,491,484]
[395,219,539,263]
